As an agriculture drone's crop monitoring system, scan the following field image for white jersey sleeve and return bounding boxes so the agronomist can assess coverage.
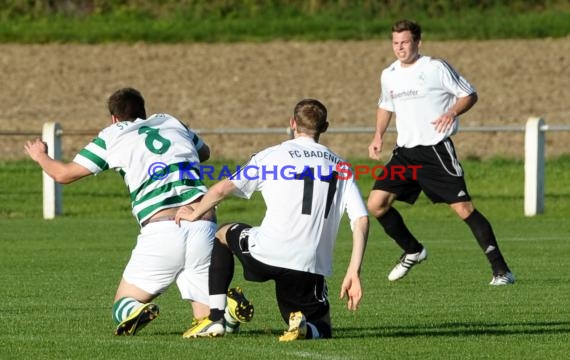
[72,135,110,174]
[230,153,266,199]
[436,58,476,98]
[377,61,397,112]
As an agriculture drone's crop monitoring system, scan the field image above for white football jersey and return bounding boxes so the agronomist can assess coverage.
[73,113,208,225]
[378,55,476,147]
[230,137,368,276]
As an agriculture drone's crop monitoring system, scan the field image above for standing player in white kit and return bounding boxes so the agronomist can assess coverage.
[367,19,515,285]
[24,87,251,336]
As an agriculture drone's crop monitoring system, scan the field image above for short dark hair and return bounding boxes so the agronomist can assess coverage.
[392,19,422,42]
[293,99,328,135]
[107,87,147,121]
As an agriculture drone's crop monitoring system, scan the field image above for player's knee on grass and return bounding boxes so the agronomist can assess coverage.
[309,312,332,339]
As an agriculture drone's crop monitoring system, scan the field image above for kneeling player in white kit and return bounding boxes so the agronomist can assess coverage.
[24,87,250,336]
[175,99,369,341]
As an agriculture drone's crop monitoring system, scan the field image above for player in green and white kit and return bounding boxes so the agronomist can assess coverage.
[25,88,236,336]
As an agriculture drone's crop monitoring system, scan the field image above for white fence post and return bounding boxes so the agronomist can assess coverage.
[42,122,62,219]
[524,117,545,216]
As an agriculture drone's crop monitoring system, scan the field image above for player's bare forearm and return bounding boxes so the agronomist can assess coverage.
[375,108,392,138]
[38,158,91,184]
[175,179,235,223]
[340,216,368,310]
[24,139,91,184]
[369,109,392,160]
[455,92,478,116]
[348,216,369,275]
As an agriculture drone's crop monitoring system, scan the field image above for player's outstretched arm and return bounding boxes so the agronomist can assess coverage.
[24,138,92,184]
[340,215,369,310]
[175,178,237,224]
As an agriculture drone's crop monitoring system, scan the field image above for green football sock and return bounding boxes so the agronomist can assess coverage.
[112,297,143,325]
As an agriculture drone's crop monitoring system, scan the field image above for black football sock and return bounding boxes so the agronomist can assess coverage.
[307,319,332,339]
[208,238,234,321]
[377,207,423,254]
[464,209,510,274]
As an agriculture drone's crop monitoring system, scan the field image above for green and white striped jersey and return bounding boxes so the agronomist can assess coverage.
[73,113,207,225]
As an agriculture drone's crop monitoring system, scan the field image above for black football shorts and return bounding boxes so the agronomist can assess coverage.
[372,138,471,204]
[224,223,330,324]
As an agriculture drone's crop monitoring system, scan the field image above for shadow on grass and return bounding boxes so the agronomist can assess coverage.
[334,320,570,338]
[152,320,570,338]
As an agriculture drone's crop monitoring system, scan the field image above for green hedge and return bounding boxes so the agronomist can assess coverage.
[2,0,568,18]
[1,0,569,42]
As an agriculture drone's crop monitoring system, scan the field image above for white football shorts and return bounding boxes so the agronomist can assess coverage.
[122,219,215,304]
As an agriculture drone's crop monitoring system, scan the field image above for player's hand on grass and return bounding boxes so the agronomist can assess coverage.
[24,138,48,162]
[340,273,362,311]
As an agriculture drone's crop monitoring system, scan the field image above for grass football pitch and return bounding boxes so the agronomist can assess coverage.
[1,158,569,359]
